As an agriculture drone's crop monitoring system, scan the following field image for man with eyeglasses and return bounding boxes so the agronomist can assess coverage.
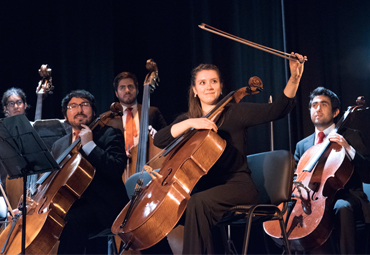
[0,88,29,217]
[51,89,129,254]
[1,87,28,119]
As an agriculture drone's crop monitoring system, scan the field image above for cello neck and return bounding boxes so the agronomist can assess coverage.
[162,90,237,157]
[55,116,103,165]
[162,85,261,158]
[37,105,123,186]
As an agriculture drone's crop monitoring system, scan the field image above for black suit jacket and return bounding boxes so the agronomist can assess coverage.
[137,105,167,131]
[100,105,167,136]
[294,128,370,222]
[51,125,129,227]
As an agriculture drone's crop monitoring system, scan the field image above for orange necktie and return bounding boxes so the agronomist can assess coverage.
[317,131,325,144]
[126,107,137,150]
[73,131,80,141]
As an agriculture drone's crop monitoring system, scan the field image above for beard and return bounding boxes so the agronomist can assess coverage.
[120,92,137,105]
[68,113,93,130]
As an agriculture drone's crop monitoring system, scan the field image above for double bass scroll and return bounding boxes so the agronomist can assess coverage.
[35,64,54,121]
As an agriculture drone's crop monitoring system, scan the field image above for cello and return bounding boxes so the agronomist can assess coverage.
[263,96,367,251]
[0,102,123,255]
[111,77,263,251]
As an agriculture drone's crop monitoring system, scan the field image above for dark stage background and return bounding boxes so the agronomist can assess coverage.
[2,0,370,154]
[1,0,370,253]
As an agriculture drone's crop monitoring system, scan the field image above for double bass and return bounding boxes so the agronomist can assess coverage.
[0,103,123,255]
[111,77,263,251]
[5,64,54,210]
[124,59,165,186]
[264,97,367,251]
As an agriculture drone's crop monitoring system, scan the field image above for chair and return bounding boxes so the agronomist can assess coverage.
[217,150,295,255]
[88,228,121,255]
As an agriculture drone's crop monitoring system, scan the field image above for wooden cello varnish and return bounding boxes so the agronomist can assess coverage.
[0,103,122,254]
[263,97,367,251]
[112,79,264,251]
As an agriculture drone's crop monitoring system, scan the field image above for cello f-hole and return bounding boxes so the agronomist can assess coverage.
[162,168,173,186]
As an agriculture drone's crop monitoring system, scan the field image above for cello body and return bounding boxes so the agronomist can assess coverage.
[0,149,95,254]
[111,129,226,250]
[263,142,353,251]
[112,84,262,251]
[0,103,122,254]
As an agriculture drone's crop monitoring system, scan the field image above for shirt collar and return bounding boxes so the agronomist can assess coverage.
[315,123,335,138]
[121,103,138,112]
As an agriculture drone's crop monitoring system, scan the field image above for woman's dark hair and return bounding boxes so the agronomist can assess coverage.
[113,72,139,91]
[2,87,29,116]
[188,64,223,118]
[61,89,97,119]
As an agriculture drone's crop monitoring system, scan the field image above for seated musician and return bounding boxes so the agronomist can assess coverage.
[1,88,29,191]
[113,72,172,254]
[294,87,370,254]
[113,71,167,157]
[51,90,129,254]
[0,88,29,218]
[153,53,305,254]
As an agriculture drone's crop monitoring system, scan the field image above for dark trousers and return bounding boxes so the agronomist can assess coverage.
[58,199,107,255]
[309,191,363,255]
[333,192,363,254]
[182,172,259,255]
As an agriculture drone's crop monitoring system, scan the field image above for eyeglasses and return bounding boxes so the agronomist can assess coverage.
[67,102,91,110]
[7,100,24,108]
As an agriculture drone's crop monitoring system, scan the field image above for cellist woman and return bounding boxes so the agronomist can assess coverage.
[51,90,129,254]
[153,53,305,254]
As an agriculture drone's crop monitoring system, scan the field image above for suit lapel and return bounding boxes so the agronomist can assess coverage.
[304,133,315,151]
[137,104,142,120]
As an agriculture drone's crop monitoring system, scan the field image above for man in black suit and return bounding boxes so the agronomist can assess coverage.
[294,87,370,254]
[51,89,129,254]
[113,71,167,156]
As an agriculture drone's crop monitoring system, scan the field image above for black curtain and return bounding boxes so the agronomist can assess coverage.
[284,0,370,145]
[2,1,370,153]
[2,1,370,253]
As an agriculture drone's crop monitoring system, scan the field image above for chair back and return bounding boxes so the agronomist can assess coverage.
[248,150,294,205]
[32,119,71,150]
